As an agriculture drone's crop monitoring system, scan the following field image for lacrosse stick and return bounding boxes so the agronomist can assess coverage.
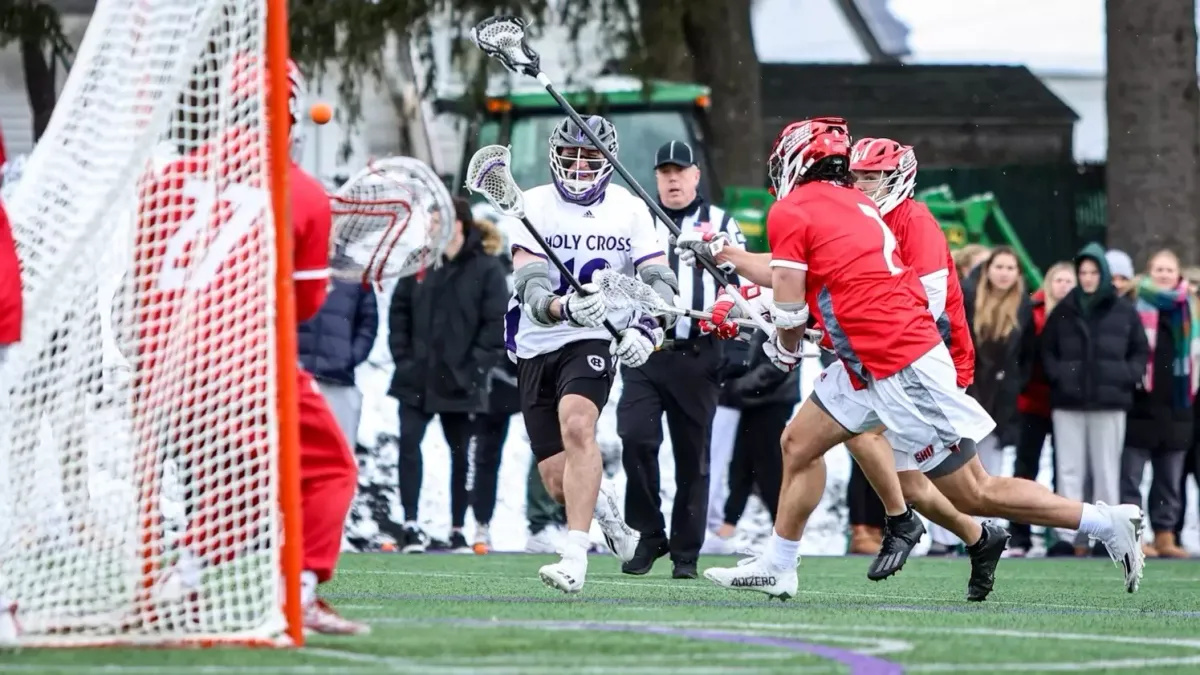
[470,16,772,336]
[464,145,622,341]
[329,157,455,286]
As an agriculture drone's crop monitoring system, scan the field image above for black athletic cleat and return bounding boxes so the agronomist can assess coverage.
[672,559,698,579]
[966,521,1010,601]
[621,533,670,575]
[868,508,926,581]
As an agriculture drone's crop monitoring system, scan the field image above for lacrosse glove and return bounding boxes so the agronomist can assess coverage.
[611,315,663,368]
[561,283,608,328]
[672,230,736,274]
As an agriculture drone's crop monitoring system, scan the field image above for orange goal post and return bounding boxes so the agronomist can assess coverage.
[0,0,305,647]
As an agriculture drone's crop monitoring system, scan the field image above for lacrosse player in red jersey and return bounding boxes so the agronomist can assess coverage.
[679,129,1148,597]
[136,57,368,635]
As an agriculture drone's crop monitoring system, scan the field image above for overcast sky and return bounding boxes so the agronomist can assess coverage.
[889,0,1107,72]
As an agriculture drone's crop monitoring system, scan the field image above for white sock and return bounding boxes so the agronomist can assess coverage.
[404,520,417,528]
[301,570,318,609]
[1077,503,1111,538]
[563,530,591,560]
[765,530,800,571]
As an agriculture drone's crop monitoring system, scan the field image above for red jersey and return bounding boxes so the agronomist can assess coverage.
[134,132,331,413]
[885,198,974,388]
[768,181,940,381]
[0,200,20,345]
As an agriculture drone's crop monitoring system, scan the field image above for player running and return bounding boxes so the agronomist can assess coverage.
[506,115,678,593]
[681,125,1146,598]
[136,59,367,634]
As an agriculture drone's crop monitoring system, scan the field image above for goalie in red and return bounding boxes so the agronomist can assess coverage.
[133,57,366,636]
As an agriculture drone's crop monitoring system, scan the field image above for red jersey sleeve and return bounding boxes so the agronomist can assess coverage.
[0,201,21,345]
[890,201,946,278]
[289,164,331,322]
[766,199,810,272]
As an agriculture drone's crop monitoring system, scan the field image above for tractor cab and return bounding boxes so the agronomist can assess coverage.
[438,76,718,212]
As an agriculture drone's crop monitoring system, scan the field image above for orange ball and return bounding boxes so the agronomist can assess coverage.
[310,102,333,125]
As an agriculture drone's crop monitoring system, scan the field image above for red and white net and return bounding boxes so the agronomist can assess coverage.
[0,0,289,646]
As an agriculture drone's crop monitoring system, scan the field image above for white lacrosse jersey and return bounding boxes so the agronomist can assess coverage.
[505,183,666,360]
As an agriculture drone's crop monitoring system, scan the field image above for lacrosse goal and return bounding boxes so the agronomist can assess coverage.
[0,0,305,647]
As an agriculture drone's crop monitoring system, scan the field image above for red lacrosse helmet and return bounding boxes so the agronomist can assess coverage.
[228,54,308,156]
[850,137,917,216]
[767,117,851,199]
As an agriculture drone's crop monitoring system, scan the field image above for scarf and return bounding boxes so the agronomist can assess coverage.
[1134,277,1198,408]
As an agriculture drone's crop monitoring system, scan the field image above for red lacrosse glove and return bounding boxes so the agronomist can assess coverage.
[698,285,766,340]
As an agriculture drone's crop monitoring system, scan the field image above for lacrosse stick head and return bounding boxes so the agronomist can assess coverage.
[465,145,526,218]
[592,269,672,317]
[471,16,541,78]
[330,157,454,286]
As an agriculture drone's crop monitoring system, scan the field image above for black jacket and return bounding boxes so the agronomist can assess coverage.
[387,227,510,413]
[962,272,1029,445]
[720,332,801,409]
[1126,311,1194,451]
[298,279,378,386]
[1041,243,1149,411]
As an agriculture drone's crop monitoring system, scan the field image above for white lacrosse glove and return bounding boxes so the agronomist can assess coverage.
[561,283,609,328]
[699,284,773,340]
[672,231,736,274]
[762,331,804,372]
[610,315,664,368]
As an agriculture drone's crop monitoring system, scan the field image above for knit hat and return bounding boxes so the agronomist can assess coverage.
[1105,249,1134,280]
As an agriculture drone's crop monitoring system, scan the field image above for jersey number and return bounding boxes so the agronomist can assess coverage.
[858,203,903,276]
[158,180,268,291]
[553,257,611,295]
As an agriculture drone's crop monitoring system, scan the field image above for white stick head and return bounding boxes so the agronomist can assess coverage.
[592,269,671,316]
[330,156,454,285]
[470,16,541,77]
[465,145,526,218]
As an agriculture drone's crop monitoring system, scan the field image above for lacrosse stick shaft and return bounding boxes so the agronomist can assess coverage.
[531,73,771,335]
[517,214,622,340]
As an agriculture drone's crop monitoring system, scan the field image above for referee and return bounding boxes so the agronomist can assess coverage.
[617,140,745,579]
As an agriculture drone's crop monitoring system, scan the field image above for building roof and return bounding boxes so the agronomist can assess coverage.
[760,63,1079,124]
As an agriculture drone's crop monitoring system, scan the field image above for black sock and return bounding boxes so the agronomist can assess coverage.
[966,527,988,553]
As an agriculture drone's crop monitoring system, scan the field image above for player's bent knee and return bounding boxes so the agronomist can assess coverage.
[932,464,988,516]
[897,470,931,505]
[558,394,599,452]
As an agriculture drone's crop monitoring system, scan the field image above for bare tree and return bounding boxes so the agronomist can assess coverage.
[1105,0,1200,266]
[0,0,74,142]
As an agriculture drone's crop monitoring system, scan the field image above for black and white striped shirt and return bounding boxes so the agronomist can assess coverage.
[654,199,746,341]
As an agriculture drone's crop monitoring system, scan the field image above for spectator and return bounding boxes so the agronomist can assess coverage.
[463,214,520,555]
[1106,249,1135,298]
[964,246,1028,478]
[953,244,991,281]
[1041,243,1149,555]
[1009,261,1076,555]
[1179,266,1200,552]
[716,330,798,546]
[1121,249,1197,559]
[298,279,378,451]
[388,197,509,553]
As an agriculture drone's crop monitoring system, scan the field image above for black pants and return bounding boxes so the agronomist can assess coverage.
[397,405,473,527]
[1009,412,1054,548]
[722,403,790,525]
[617,339,722,562]
[470,412,510,525]
[848,462,886,528]
[1121,446,1187,532]
[1177,442,1198,539]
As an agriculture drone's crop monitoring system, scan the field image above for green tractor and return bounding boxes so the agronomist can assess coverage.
[437,75,775,245]
[916,186,1043,288]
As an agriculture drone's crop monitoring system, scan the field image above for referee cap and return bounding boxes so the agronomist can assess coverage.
[654,140,696,169]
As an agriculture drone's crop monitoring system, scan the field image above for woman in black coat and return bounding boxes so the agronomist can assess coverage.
[387,198,510,553]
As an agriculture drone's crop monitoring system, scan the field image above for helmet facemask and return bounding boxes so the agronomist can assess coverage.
[549,115,618,204]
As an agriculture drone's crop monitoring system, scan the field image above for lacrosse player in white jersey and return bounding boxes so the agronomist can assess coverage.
[506,115,680,593]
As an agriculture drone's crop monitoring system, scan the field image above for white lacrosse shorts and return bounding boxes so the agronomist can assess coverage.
[811,343,995,475]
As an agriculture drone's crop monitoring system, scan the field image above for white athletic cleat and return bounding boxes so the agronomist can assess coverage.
[703,555,799,601]
[304,599,371,636]
[594,483,639,562]
[539,554,587,594]
[1091,502,1146,593]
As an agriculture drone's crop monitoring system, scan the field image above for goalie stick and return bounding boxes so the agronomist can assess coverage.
[469,16,774,336]
[464,145,623,341]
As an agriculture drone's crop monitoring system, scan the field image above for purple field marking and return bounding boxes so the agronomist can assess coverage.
[435,618,904,675]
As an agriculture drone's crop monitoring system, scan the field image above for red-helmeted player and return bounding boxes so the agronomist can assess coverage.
[133,58,366,635]
[681,124,1148,598]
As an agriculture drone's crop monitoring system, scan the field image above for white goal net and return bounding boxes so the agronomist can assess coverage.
[0,0,293,646]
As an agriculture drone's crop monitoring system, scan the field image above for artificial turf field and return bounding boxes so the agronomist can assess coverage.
[3,553,1200,674]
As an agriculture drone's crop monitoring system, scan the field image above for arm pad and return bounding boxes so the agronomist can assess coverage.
[514,261,558,327]
[638,264,680,328]
[770,300,810,330]
[920,269,949,319]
